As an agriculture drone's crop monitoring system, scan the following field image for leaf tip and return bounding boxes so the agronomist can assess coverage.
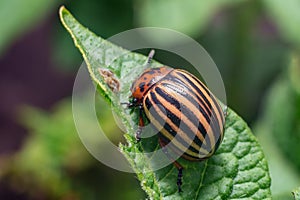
[58,5,71,23]
[59,5,66,15]
[58,5,76,39]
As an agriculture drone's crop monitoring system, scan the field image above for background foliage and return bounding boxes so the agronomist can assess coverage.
[0,0,300,199]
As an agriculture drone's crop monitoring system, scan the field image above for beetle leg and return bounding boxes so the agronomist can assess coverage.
[136,105,144,142]
[159,138,184,192]
[122,101,144,142]
[121,102,134,108]
[223,105,228,117]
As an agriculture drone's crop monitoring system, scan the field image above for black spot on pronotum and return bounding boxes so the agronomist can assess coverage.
[139,82,146,92]
[147,71,156,75]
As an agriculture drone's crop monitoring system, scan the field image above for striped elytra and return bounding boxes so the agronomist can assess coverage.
[128,51,225,192]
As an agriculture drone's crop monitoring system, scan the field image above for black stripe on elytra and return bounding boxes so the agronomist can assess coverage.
[212,106,224,141]
[172,71,224,149]
[154,86,209,149]
[159,134,202,160]
[211,98,225,126]
[205,100,222,147]
[148,91,201,154]
[157,81,211,140]
[172,71,213,118]
[201,111,220,152]
[174,71,212,113]
[160,80,212,127]
[156,89,207,150]
[176,71,224,139]
[186,71,224,126]
[213,124,223,151]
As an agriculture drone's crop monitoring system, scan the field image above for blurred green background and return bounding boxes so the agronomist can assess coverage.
[0,0,300,199]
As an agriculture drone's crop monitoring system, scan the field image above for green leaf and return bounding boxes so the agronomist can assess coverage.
[59,6,271,199]
[0,0,57,55]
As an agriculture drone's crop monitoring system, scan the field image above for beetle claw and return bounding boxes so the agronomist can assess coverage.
[135,126,142,142]
[177,167,183,192]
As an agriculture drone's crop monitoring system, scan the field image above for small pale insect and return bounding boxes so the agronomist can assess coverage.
[127,50,225,192]
[98,68,120,93]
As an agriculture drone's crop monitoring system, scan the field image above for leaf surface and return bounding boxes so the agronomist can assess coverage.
[59,6,271,199]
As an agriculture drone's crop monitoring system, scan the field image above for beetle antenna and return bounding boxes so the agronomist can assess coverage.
[147,49,155,64]
[145,49,155,68]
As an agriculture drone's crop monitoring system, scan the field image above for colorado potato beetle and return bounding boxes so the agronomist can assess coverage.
[127,50,225,192]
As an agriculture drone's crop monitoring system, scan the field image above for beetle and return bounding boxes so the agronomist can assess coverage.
[127,50,225,192]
